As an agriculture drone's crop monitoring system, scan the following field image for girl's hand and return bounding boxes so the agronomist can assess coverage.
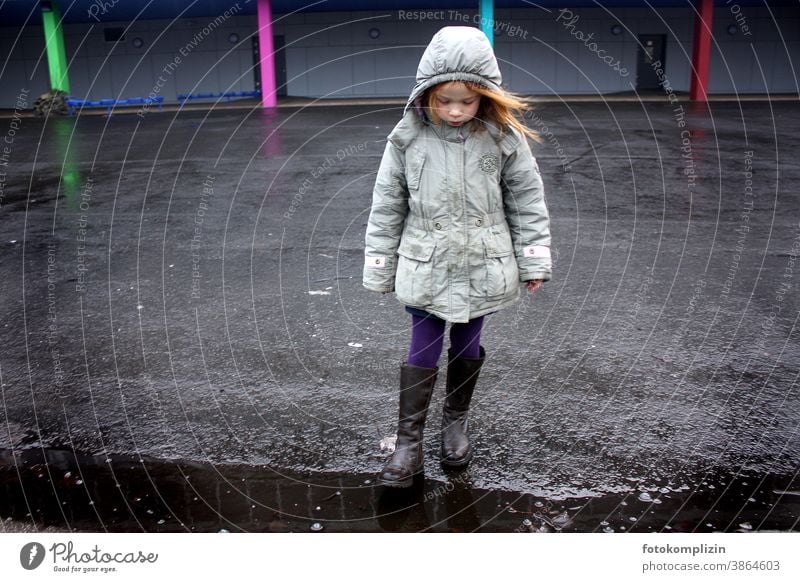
[525,279,544,293]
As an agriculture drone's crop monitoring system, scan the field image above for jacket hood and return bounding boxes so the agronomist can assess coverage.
[404,26,502,116]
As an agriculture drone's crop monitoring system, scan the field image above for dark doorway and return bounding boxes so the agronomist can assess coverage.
[272,35,287,97]
[253,35,287,98]
[636,35,667,90]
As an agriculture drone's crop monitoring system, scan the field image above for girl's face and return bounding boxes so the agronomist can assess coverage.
[430,82,481,127]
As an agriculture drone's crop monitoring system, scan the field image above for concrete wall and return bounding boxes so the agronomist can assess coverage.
[274,5,799,98]
[62,14,256,104]
[1,4,798,109]
[279,7,648,98]
[1,25,52,105]
[708,4,800,93]
[0,11,256,108]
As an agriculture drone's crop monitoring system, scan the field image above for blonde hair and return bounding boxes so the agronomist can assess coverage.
[425,81,540,142]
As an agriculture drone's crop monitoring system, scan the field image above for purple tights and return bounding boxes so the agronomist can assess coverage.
[407,314,484,369]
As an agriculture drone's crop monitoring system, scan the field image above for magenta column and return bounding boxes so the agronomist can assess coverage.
[257,0,277,107]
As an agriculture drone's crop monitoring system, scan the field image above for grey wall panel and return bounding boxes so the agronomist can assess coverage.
[108,55,148,97]
[777,12,800,41]
[351,50,376,96]
[80,30,109,59]
[396,20,453,46]
[238,49,256,92]
[76,53,138,100]
[304,45,356,97]
[174,55,219,95]
[710,41,754,94]
[768,42,799,93]
[533,17,564,44]
[21,58,48,93]
[82,56,114,97]
[20,32,45,60]
[707,10,800,93]
[746,43,771,91]
[668,55,692,92]
[2,66,35,105]
[230,14,253,29]
[120,23,151,56]
[25,61,50,98]
[328,18,356,47]
[216,50,245,93]
[300,10,345,25]
[284,47,308,96]
[156,26,207,54]
[554,42,581,93]
[576,48,605,93]
[348,20,404,47]
[66,56,91,98]
[493,41,512,82]
[212,27,247,51]
[576,44,628,93]
[371,47,416,97]
[283,24,330,47]
[0,32,15,58]
[510,42,558,94]
[729,15,772,40]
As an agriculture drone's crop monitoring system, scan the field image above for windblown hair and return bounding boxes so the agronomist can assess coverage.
[425,81,540,142]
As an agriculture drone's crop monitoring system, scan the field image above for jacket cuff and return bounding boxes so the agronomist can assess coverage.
[519,271,551,282]
[363,282,394,293]
[518,258,552,281]
[362,253,397,292]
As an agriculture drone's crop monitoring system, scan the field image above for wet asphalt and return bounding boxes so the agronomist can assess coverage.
[0,98,798,532]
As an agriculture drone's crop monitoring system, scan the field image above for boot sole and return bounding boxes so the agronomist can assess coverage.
[440,450,473,468]
[377,464,425,488]
[377,476,414,488]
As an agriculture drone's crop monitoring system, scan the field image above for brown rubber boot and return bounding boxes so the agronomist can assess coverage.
[441,347,485,468]
[378,363,438,488]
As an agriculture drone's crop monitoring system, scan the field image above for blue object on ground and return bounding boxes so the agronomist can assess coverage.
[66,95,163,115]
[176,90,261,103]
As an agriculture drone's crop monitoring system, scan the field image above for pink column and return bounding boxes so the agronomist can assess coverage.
[257,0,277,108]
[689,0,714,102]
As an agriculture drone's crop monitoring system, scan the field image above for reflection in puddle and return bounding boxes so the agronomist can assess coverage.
[1,448,797,532]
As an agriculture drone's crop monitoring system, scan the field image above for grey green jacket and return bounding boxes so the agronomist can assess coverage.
[363,26,552,323]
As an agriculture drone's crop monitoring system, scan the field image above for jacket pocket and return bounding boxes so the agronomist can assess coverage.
[406,149,426,191]
[478,232,517,299]
[395,235,435,306]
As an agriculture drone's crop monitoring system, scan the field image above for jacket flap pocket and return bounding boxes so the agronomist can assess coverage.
[483,235,513,258]
[397,237,435,262]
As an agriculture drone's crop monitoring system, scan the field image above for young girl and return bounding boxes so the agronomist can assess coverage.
[363,26,552,488]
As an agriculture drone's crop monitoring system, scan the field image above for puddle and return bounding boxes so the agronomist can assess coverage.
[1,448,797,533]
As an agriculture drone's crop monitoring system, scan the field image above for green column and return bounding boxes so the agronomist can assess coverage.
[480,0,494,47]
[41,1,70,93]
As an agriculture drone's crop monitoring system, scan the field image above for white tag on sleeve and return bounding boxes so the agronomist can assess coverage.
[366,255,387,268]
[523,245,551,259]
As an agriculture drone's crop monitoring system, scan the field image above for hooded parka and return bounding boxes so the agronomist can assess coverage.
[363,26,552,323]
